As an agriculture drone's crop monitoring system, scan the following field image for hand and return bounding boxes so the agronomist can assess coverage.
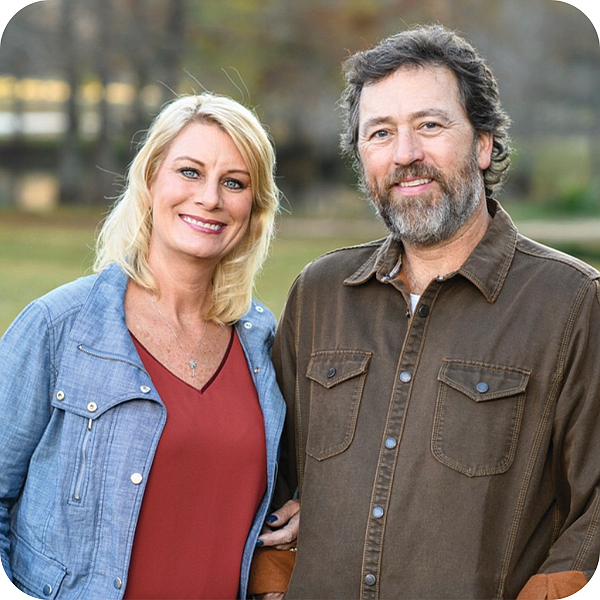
[257,499,300,550]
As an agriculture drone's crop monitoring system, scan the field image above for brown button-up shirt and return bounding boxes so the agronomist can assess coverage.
[273,200,600,599]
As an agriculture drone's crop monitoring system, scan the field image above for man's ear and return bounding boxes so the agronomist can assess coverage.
[476,131,493,171]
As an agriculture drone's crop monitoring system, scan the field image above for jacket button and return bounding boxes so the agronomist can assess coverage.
[114,577,123,589]
[365,573,376,586]
[56,391,65,401]
[87,402,98,412]
[385,437,397,449]
[418,305,430,317]
[130,473,143,485]
[399,371,412,383]
[476,382,489,393]
[327,367,336,378]
[42,584,53,596]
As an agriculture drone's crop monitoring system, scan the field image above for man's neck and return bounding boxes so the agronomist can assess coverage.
[400,199,491,295]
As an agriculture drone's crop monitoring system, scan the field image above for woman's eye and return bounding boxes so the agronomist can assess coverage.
[224,179,244,190]
[180,167,198,179]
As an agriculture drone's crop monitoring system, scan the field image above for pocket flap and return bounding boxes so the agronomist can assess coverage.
[438,360,529,401]
[307,350,372,389]
[11,533,67,599]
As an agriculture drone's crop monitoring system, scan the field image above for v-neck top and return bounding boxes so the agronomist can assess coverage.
[124,329,267,599]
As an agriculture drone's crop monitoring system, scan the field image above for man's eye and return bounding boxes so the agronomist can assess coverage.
[372,130,389,139]
[422,122,440,130]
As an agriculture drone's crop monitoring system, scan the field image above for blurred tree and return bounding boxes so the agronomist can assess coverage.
[58,0,83,204]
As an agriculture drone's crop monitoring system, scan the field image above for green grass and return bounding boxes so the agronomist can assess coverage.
[1,209,599,335]
[0,210,372,334]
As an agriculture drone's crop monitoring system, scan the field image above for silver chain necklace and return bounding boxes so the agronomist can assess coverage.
[148,292,208,378]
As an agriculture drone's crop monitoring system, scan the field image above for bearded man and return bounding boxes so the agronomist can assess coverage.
[262,24,600,600]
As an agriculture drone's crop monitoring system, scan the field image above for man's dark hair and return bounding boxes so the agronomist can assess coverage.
[340,24,511,198]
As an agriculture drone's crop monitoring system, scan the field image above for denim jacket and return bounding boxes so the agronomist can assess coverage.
[0,263,286,599]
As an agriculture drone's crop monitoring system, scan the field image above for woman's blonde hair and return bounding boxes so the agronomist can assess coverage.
[94,93,280,325]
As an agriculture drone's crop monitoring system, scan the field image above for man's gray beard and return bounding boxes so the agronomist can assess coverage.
[362,148,485,246]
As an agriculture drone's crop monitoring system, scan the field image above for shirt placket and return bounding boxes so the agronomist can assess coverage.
[360,283,441,599]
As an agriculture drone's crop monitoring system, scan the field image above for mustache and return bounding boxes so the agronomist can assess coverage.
[382,164,444,190]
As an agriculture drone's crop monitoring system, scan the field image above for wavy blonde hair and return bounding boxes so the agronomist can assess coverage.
[94,93,280,325]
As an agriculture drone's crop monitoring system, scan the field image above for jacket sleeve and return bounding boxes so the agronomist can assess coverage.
[519,279,600,598]
[271,273,303,508]
[0,302,55,581]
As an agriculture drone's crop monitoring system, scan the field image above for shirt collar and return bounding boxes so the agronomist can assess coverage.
[344,199,518,303]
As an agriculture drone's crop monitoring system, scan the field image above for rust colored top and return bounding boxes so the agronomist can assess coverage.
[124,330,267,599]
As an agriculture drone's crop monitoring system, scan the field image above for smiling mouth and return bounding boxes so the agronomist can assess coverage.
[181,215,225,232]
[398,178,433,188]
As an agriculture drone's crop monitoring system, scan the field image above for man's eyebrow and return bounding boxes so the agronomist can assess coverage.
[359,116,393,133]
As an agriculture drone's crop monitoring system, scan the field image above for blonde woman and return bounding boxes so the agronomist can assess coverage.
[0,93,290,599]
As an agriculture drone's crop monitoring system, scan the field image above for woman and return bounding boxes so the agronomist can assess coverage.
[0,93,286,599]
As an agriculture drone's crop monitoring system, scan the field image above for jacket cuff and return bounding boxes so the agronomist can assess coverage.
[516,570,589,600]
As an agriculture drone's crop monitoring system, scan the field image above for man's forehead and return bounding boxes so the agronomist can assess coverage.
[358,65,463,122]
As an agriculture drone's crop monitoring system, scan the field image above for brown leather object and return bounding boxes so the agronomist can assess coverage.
[517,571,589,600]
[248,547,296,595]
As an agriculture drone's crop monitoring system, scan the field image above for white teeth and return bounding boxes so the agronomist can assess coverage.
[182,216,224,231]
[399,178,431,188]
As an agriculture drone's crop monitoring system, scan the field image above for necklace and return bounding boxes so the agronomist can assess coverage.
[148,292,208,378]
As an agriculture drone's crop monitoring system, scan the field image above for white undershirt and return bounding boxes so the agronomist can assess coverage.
[410,293,421,314]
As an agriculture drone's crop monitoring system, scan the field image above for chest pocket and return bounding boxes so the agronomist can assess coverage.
[432,360,530,477]
[305,350,372,461]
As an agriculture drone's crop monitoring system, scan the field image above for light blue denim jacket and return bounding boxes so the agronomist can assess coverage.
[0,263,286,599]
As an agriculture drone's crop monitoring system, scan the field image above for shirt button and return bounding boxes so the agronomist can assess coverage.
[365,573,377,586]
[327,367,336,378]
[476,382,489,393]
[399,371,412,383]
[418,305,430,317]
[244,322,253,329]
[255,305,264,313]
[254,367,260,374]
[56,391,65,401]
[140,385,151,394]
[130,473,143,485]
[372,506,384,518]
[43,584,53,596]
[385,437,397,449]
[114,577,123,589]
[87,402,98,412]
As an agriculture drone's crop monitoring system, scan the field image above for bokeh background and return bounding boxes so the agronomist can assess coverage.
[0,0,599,333]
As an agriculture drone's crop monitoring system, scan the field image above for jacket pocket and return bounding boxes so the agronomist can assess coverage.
[305,350,372,460]
[10,532,67,599]
[432,360,530,477]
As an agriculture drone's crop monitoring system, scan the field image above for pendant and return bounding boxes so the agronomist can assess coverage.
[189,359,197,377]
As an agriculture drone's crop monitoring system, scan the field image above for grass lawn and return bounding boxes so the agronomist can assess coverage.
[0,209,377,334]
[1,208,599,335]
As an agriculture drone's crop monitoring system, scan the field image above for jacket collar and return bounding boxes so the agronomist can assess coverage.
[69,262,146,371]
[344,199,518,303]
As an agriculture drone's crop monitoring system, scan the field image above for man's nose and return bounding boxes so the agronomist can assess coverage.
[393,130,425,166]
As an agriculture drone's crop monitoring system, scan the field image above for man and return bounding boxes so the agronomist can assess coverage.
[272,24,600,599]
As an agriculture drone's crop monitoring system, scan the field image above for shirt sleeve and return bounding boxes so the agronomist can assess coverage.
[0,302,55,581]
[521,279,600,594]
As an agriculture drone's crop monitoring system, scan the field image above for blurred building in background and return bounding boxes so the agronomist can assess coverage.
[0,0,599,215]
